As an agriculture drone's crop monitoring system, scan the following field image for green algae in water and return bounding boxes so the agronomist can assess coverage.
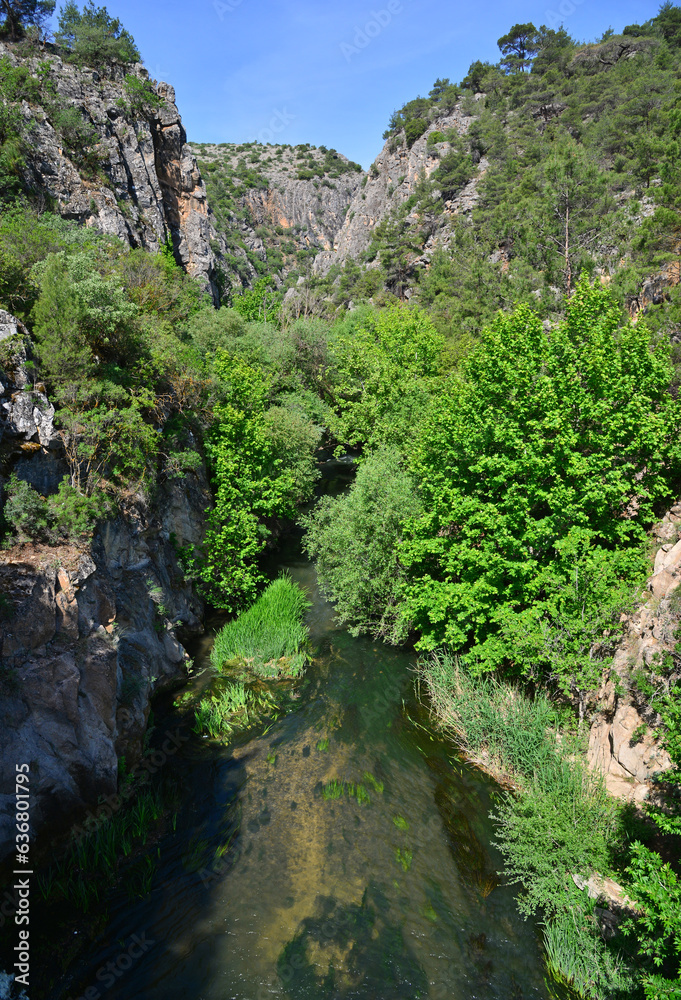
[267,751,277,765]
[363,771,384,794]
[393,815,409,831]
[395,848,413,871]
[317,737,330,751]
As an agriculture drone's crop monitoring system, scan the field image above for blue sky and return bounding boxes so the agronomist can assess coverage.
[62,0,662,167]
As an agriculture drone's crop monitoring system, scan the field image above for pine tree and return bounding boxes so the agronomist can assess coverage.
[0,0,55,40]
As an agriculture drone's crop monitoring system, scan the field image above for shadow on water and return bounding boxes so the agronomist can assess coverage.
[46,457,550,1000]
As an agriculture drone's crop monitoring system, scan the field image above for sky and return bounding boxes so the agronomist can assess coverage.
[59,0,663,168]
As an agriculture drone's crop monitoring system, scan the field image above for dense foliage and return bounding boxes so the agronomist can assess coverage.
[2,11,681,999]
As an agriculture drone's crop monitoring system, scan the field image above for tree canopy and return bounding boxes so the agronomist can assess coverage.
[0,0,55,40]
[56,1,140,66]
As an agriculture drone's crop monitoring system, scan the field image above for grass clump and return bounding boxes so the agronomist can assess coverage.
[419,652,633,998]
[211,575,311,679]
[193,682,270,739]
[36,786,164,913]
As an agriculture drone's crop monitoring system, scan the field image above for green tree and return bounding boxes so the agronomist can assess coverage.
[194,355,318,609]
[303,449,421,643]
[56,1,140,66]
[331,305,446,451]
[400,280,681,683]
[0,0,55,40]
[623,842,681,999]
[497,22,540,73]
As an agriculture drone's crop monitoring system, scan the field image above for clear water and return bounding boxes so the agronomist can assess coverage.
[45,461,550,1000]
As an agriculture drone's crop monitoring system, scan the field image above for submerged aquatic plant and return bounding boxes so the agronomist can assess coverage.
[211,575,311,678]
[193,682,252,738]
[36,785,165,913]
[321,778,371,805]
[193,683,280,740]
[395,848,413,872]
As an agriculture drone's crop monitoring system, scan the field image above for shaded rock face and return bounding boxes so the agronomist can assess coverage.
[0,330,211,858]
[588,503,681,802]
[314,101,485,277]
[1,42,220,297]
[0,464,210,858]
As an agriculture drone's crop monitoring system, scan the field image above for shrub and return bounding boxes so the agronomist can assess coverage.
[122,74,162,113]
[47,478,109,539]
[3,473,49,542]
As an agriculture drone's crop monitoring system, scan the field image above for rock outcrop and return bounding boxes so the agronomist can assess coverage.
[0,470,210,859]
[3,41,220,297]
[313,101,485,277]
[189,142,365,286]
[0,314,211,858]
[588,504,681,801]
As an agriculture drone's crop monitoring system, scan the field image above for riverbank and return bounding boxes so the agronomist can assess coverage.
[418,651,677,1000]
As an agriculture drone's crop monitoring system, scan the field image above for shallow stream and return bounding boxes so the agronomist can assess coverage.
[55,462,550,1000]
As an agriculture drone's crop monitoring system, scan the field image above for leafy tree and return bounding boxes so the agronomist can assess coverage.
[400,280,681,686]
[331,305,446,451]
[230,276,280,323]
[497,22,540,73]
[56,1,140,66]
[303,449,421,643]
[0,0,55,40]
[622,842,681,999]
[193,355,319,609]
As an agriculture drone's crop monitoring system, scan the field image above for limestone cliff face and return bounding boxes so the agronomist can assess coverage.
[0,314,210,859]
[2,42,219,296]
[314,101,485,277]
[588,506,681,802]
[189,142,365,287]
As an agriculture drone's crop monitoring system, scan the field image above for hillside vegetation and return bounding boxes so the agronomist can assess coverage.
[2,3,681,998]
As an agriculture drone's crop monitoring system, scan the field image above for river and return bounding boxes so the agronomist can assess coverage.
[49,459,550,1000]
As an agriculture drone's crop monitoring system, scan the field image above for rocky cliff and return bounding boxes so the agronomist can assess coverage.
[0,312,210,859]
[2,40,220,297]
[189,141,365,288]
[313,101,485,279]
[588,506,681,803]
